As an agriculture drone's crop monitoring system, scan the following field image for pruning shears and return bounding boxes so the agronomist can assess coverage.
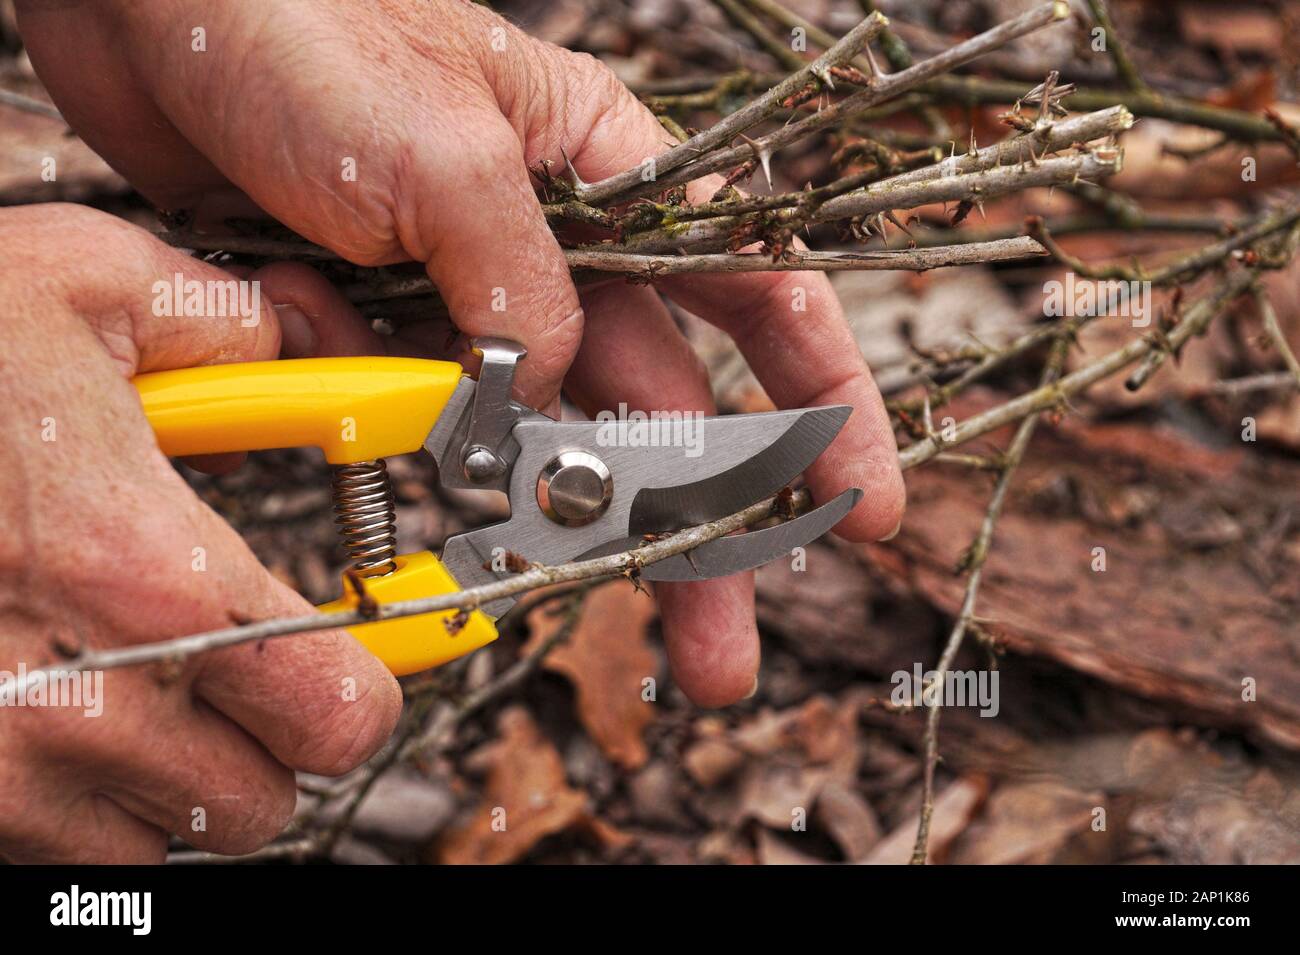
[132,339,859,675]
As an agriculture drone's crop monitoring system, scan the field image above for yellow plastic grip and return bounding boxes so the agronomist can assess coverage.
[318,552,497,676]
[131,356,495,674]
[132,356,463,464]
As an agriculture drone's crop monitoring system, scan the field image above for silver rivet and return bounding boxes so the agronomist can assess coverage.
[463,446,503,483]
[537,451,613,526]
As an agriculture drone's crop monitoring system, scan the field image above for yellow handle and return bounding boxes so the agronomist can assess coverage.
[318,552,497,676]
[132,356,495,673]
[133,356,463,464]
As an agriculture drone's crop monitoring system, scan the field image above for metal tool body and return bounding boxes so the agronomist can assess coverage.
[132,339,860,675]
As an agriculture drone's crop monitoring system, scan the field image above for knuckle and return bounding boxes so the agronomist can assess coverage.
[523,304,585,392]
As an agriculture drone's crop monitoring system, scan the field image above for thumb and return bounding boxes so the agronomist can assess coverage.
[27,206,287,375]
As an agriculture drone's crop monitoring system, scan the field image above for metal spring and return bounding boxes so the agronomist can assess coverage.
[332,459,397,577]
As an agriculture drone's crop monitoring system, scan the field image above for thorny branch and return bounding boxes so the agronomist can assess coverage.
[3,491,812,698]
[579,3,1073,206]
[909,336,1069,865]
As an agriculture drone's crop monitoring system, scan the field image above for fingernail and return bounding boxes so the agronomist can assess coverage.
[878,518,903,542]
[277,304,317,358]
[743,676,759,700]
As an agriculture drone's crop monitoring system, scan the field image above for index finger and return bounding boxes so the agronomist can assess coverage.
[545,63,903,541]
[659,263,904,542]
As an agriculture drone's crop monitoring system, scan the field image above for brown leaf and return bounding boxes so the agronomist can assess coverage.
[755,828,827,865]
[523,580,658,769]
[682,738,746,788]
[815,780,882,862]
[861,775,990,864]
[732,696,865,833]
[437,707,589,865]
[946,781,1102,864]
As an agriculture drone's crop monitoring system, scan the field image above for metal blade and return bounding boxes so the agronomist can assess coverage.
[431,403,852,619]
[627,405,851,535]
[640,489,861,581]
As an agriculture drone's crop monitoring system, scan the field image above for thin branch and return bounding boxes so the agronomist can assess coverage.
[167,837,317,865]
[0,88,64,122]
[1,490,810,695]
[1029,197,1300,284]
[713,0,809,72]
[576,11,888,205]
[898,267,1260,469]
[577,2,1072,206]
[909,336,1068,865]
[616,150,1123,255]
[1205,371,1300,396]
[1255,287,1300,390]
[565,238,1047,276]
[1084,0,1150,94]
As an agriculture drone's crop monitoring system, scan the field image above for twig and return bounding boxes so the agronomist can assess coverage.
[565,238,1046,276]
[167,837,317,865]
[0,88,64,122]
[713,0,809,73]
[910,335,1068,864]
[576,11,888,205]
[1255,287,1300,390]
[577,2,1072,206]
[897,268,1260,469]
[1205,371,1300,396]
[1125,270,1259,390]
[617,150,1123,255]
[1029,197,1300,284]
[0,490,810,695]
[1084,0,1150,94]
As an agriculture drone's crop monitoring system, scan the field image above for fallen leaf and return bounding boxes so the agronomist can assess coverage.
[524,580,658,770]
[682,738,746,788]
[732,696,865,835]
[437,707,590,865]
[860,775,990,864]
[946,781,1102,864]
[815,780,882,862]
[755,828,827,865]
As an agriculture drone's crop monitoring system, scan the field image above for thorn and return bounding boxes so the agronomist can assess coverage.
[558,145,587,189]
[885,209,913,239]
[811,66,835,91]
[740,134,773,189]
[862,43,884,81]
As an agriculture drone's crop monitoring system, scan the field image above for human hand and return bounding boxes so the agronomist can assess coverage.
[15,0,905,704]
[0,205,401,862]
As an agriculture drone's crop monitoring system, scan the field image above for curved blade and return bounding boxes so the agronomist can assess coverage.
[641,489,862,581]
[627,405,851,535]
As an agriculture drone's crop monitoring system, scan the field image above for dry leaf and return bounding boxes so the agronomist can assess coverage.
[946,781,1102,864]
[756,828,827,865]
[524,580,658,770]
[861,775,990,865]
[437,707,589,865]
[815,780,882,862]
[683,738,746,788]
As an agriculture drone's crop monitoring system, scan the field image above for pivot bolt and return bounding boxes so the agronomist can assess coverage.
[537,452,613,527]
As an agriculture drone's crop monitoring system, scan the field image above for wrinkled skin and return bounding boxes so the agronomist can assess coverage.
[2,0,904,860]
